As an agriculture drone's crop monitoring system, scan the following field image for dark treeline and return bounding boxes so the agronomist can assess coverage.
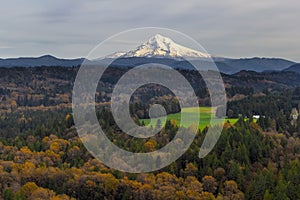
[2,66,296,109]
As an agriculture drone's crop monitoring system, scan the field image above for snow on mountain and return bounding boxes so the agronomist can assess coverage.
[107,34,211,59]
[105,52,126,59]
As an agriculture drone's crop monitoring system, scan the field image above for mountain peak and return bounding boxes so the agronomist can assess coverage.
[153,33,166,39]
[148,34,174,46]
[107,34,212,59]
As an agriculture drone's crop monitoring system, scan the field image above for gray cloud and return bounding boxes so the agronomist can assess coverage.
[0,0,299,61]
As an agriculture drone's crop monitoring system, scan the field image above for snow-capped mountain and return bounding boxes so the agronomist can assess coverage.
[107,34,211,59]
[0,34,295,74]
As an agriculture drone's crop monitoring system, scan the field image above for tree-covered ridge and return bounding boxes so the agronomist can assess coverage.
[2,66,300,111]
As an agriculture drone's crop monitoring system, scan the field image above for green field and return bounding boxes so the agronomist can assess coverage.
[140,107,240,130]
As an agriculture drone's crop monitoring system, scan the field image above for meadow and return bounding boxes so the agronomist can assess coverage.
[140,107,240,130]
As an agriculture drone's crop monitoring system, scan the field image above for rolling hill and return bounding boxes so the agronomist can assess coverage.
[283,63,300,73]
[0,55,85,67]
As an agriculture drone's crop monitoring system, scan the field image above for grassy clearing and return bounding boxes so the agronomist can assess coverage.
[140,107,240,130]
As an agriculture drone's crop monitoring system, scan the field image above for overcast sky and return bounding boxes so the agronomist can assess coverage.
[0,0,299,61]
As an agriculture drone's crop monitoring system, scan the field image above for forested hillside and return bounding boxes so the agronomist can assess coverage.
[0,67,300,199]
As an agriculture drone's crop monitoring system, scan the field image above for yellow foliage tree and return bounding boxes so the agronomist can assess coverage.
[20,182,39,198]
[144,139,157,152]
[50,142,60,153]
[30,187,56,200]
